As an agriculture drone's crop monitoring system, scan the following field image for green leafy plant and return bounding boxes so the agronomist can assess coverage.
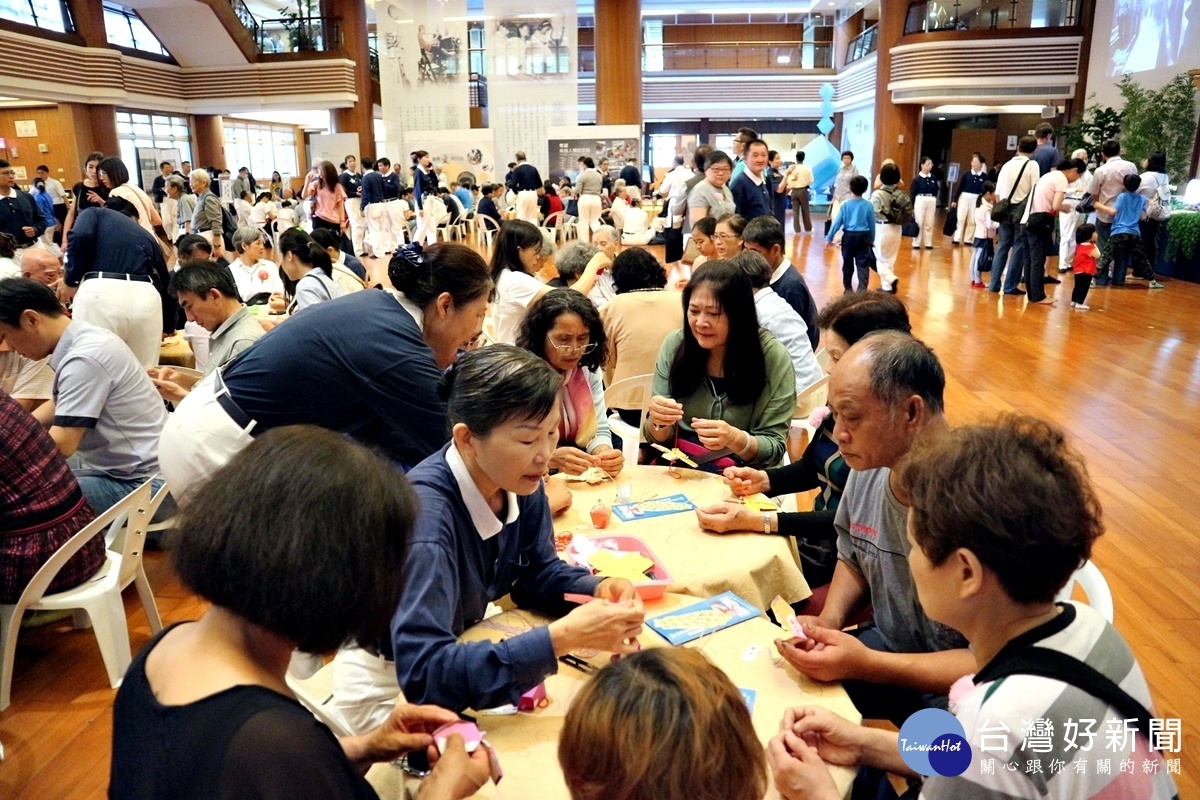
[280,0,320,51]
[1059,98,1122,163]
[1166,210,1200,263]
[1117,73,1198,183]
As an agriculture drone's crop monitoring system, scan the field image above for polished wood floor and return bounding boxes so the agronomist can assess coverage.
[4,217,1199,798]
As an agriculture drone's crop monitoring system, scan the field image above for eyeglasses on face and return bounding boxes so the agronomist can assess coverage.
[546,335,597,355]
[713,232,740,240]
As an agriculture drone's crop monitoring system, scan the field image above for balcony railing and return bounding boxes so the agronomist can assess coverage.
[369,45,379,81]
[228,0,258,44]
[846,23,878,64]
[258,16,342,53]
[578,40,833,73]
[904,0,1080,34]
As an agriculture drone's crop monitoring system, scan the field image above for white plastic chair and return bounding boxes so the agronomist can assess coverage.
[1055,560,1114,622]
[790,374,831,446]
[475,214,501,254]
[604,373,654,467]
[540,210,568,245]
[0,481,161,710]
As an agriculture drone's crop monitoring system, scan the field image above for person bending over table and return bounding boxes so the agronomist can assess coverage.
[277,228,344,315]
[516,289,623,478]
[559,648,766,800]
[159,242,493,492]
[644,260,795,471]
[767,416,1179,800]
[489,219,608,344]
[772,332,971,726]
[391,346,645,713]
[110,427,492,800]
[697,293,912,588]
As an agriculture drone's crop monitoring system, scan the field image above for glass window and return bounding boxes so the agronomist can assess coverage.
[115,109,192,189]
[643,19,663,73]
[221,120,298,180]
[104,2,169,56]
[3,0,69,32]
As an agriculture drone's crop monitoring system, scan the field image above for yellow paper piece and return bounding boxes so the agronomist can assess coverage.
[590,550,655,581]
[770,594,805,639]
[742,498,779,512]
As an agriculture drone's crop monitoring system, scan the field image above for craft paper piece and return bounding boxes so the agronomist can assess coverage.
[434,720,485,753]
[770,595,808,640]
[612,493,697,522]
[739,497,779,512]
[564,466,609,484]
[589,549,655,581]
[650,443,698,467]
[645,591,760,646]
[739,688,757,714]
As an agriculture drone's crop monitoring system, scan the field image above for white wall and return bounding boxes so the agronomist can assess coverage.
[1085,0,1199,110]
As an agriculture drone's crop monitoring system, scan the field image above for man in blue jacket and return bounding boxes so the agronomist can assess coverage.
[728,139,773,221]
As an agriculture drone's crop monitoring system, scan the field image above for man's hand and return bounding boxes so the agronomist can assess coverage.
[723,466,770,496]
[766,731,841,800]
[550,598,645,656]
[359,702,459,764]
[55,282,77,304]
[416,735,492,800]
[695,502,761,534]
[595,577,643,609]
[149,378,188,404]
[22,226,36,239]
[774,624,873,683]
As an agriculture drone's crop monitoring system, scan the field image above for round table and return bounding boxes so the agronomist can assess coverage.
[158,333,195,368]
[366,593,860,800]
[552,464,812,609]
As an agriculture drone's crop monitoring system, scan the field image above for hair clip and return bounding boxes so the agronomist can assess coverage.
[394,242,426,269]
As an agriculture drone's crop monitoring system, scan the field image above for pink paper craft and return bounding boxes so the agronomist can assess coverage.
[433,720,485,754]
[563,593,595,605]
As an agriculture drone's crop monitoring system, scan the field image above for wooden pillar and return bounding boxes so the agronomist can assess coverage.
[193,114,226,171]
[595,0,642,127]
[834,10,865,72]
[64,0,108,48]
[873,0,921,182]
[324,0,374,159]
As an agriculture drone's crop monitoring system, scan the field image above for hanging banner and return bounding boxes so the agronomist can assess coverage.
[483,3,578,177]
[377,0,471,156]
[401,128,498,187]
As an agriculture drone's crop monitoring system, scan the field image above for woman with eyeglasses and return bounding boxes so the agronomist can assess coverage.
[713,213,746,259]
[391,345,645,713]
[489,219,608,344]
[687,150,736,229]
[645,260,795,471]
[517,289,624,478]
[159,243,493,491]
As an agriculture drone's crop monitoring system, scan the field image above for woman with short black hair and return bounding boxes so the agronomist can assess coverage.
[517,289,623,477]
[600,248,680,409]
[277,228,344,314]
[111,426,494,800]
[645,260,795,469]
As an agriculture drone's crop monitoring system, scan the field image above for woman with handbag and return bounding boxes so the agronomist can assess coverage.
[1022,158,1082,304]
[1137,152,1171,270]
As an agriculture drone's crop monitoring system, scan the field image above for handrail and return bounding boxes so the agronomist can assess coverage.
[846,23,878,65]
[228,0,259,43]
[903,0,1079,34]
[579,40,834,72]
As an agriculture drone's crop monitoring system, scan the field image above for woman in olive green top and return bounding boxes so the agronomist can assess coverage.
[645,261,795,470]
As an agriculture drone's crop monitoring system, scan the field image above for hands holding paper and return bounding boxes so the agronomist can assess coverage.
[767,707,862,800]
[695,502,774,534]
[550,578,644,657]
[774,622,874,683]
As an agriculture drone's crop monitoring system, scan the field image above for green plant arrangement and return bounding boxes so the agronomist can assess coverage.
[1166,211,1200,263]
[280,0,320,51]
[1117,73,1198,183]
[1059,98,1122,162]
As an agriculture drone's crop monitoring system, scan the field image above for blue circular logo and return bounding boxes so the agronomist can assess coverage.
[897,708,973,777]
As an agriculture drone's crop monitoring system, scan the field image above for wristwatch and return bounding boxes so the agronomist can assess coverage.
[763,512,773,536]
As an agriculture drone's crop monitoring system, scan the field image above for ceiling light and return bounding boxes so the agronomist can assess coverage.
[938,116,946,120]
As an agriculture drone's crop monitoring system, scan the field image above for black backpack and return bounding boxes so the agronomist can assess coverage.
[220,203,238,250]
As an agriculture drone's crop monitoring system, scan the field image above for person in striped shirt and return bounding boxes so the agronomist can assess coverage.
[767,415,1179,800]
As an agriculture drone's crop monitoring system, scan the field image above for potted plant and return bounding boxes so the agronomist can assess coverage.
[281,0,320,51]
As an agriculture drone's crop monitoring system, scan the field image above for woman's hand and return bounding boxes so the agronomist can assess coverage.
[647,395,684,429]
[690,417,743,451]
[723,466,770,496]
[544,474,573,515]
[550,446,596,476]
[549,598,645,656]
[268,292,287,312]
[86,190,104,205]
[766,731,842,800]
[593,446,624,477]
[416,735,493,800]
[345,702,459,766]
[781,706,868,767]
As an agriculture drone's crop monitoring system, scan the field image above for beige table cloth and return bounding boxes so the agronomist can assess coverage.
[367,593,859,800]
[553,464,811,609]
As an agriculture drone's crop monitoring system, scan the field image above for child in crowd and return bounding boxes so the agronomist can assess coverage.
[1094,174,1164,289]
[275,199,297,231]
[559,648,766,800]
[969,181,998,288]
[826,175,876,292]
[1071,222,1100,310]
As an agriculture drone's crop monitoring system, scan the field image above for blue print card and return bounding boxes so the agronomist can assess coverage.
[645,591,760,645]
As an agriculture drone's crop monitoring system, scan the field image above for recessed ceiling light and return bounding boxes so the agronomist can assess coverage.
[938,116,946,120]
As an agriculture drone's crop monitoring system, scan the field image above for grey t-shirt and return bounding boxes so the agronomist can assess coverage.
[834,467,967,654]
[686,181,735,222]
[205,306,265,375]
[50,320,167,480]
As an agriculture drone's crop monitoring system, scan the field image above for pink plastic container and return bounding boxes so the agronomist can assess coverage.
[565,534,673,600]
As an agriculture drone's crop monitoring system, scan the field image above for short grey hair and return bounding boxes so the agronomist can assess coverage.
[856,330,946,415]
[233,225,264,252]
[555,241,600,282]
[593,224,617,243]
[190,168,211,186]
[539,233,557,259]
[166,175,186,191]
[1071,148,1088,161]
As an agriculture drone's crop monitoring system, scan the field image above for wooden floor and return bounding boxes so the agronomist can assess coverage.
[4,217,1200,797]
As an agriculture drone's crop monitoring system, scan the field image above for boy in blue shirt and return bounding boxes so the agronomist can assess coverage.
[826,175,876,292]
[1094,174,1164,288]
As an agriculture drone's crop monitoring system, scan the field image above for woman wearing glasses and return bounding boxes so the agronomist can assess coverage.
[645,260,795,471]
[489,219,608,344]
[517,290,624,478]
[713,213,746,259]
[391,346,644,713]
[687,151,737,229]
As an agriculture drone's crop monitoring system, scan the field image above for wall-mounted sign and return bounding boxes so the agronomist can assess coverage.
[14,120,37,137]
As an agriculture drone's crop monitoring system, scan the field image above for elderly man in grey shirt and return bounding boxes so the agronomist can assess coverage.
[774,331,972,725]
[148,262,264,404]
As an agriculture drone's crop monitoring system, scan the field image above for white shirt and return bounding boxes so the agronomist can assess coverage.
[492,268,545,344]
[994,155,1039,210]
[229,257,284,301]
[446,441,519,540]
[248,200,277,228]
[43,177,66,204]
[785,163,815,189]
[753,287,822,393]
[657,165,693,199]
